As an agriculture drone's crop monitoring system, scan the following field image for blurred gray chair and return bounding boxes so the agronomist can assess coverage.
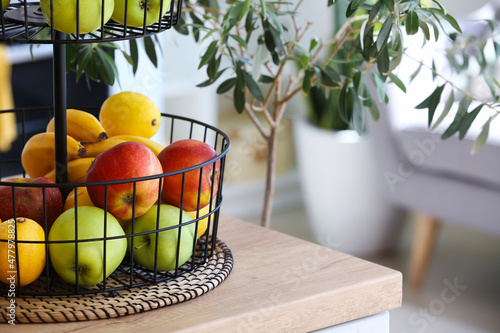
[366,80,500,289]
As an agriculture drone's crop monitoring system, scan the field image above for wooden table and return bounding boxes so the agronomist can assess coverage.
[4,215,402,332]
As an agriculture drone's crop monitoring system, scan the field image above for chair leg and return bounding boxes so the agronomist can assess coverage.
[408,213,441,290]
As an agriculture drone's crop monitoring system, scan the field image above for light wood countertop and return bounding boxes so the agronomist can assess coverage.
[3,215,402,332]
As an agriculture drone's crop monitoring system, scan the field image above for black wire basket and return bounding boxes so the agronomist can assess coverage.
[0,107,230,296]
[0,0,183,43]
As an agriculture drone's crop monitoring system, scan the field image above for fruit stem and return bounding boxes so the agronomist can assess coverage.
[134,240,148,250]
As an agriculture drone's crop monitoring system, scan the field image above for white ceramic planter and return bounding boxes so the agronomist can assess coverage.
[293,117,404,257]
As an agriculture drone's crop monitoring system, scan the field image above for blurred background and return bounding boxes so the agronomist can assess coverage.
[2,0,500,332]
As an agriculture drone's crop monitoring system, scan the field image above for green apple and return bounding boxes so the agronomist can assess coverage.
[112,0,172,27]
[40,0,114,34]
[48,206,127,286]
[126,204,195,272]
[1,0,10,12]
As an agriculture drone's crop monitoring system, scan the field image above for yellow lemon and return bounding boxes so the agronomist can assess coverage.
[99,91,161,139]
[0,218,46,287]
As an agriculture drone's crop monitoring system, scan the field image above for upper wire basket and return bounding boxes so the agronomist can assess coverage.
[0,0,183,43]
[0,107,230,296]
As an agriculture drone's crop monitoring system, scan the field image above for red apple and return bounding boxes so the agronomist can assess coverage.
[158,139,220,212]
[0,177,63,230]
[86,141,163,220]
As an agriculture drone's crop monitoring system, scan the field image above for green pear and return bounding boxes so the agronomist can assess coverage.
[48,206,127,286]
[126,204,195,272]
[40,0,114,34]
[112,0,172,27]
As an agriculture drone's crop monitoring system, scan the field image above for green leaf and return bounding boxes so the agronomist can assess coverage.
[409,63,422,82]
[309,38,319,52]
[377,13,394,51]
[419,20,431,41]
[338,82,353,124]
[190,12,204,42]
[431,89,454,130]
[243,71,265,102]
[324,66,341,83]
[95,47,117,86]
[198,40,218,69]
[252,42,268,81]
[129,39,139,75]
[494,42,500,58]
[234,83,246,114]
[143,36,158,68]
[471,117,491,155]
[207,54,221,79]
[362,25,374,61]
[483,76,497,101]
[406,10,419,35]
[268,22,283,55]
[302,68,312,94]
[382,0,394,11]
[196,69,227,88]
[223,1,246,33]
[229,34,248,49]
[319,67,339,87]
[352,91,365,135]
[241,0,252,19]
[217,77,237,94]
[346,0,366,18]
[370,72,386,102]
[266,6,284,35]
[432,8,462,33]
[174,14,189,35]
[473,46,487,73]
[388,73,406,93]
[300,53,309,69]
[260,0,267,19]
[459,104,483,140]
[259,75,275,83]
[353,71,361,91]
[313,66,322,88]
[75,49,92,82]
[441,97,471,140]
[245,6,255,34]
[364,85,380,122]
[377,44,390,76]
[415,84,446,127]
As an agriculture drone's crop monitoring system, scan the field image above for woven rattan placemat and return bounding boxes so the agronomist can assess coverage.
[0,239,233,324]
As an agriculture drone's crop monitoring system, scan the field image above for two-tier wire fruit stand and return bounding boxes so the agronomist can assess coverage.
[0,0,232,323]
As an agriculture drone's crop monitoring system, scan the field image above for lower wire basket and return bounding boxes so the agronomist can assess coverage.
[0,238,233,323]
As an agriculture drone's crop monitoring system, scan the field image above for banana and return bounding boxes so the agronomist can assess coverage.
[21,132,86,178]
[84,138,126,157]
[44,157,95,183]
[46,109,108,144]
[110,135,166,156]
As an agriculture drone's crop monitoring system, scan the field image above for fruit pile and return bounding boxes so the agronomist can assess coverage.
[1,0,173,33]
[0,91,221,288]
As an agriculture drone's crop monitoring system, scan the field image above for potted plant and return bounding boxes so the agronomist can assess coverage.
[289,2,404,256]
[66,0,497,231]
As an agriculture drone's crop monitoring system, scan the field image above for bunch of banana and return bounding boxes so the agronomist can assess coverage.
[110,135,165,156]
[46,109,108,143]
[84,135,165,157]
[83,138,126,158]
[44,157,95,183]
[21,132,86,178]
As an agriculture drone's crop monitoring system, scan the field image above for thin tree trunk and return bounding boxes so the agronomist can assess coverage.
[261,125,279,228]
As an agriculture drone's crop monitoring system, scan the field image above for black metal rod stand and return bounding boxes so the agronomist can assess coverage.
[53,32,68,184]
